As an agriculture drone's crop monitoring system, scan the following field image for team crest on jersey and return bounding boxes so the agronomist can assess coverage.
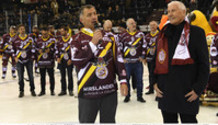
[8,45,12,49]
[210,47,217,56]
[64,53,69,60]
[129,47,137,56]
[21,51,27,58]
[95,66,108,79]
[213,60,218,65]
[158,49,166,64]
[43,53,48,59]
[94,57,109,79]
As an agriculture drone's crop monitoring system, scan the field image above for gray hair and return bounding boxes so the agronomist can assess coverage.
[79,4,95,18]
[149,20,158,25]
[104,20,112,26]
[126,18,134,27]
[168,1,186,13]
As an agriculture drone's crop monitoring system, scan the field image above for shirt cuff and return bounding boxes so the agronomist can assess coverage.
[89,42,97,53]
[120,79,127,83]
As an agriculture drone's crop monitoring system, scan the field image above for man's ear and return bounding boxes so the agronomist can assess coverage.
[80,17,83,24]
[183,10,186,15]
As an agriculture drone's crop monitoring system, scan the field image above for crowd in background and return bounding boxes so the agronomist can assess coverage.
[0,0,215,35]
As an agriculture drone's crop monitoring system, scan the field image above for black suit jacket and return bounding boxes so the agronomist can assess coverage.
[152,21,209,115]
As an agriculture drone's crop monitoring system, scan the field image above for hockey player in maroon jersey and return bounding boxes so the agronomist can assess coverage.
[48,25,56,37]
[56,25,74,96]
[29,25,40,74]
[12,24,36,98]
[0,26,17,79]
[145,21,159,95]
[36,26,56,96]
[71,5,128,123]
[30,25,39,42]
[119,18,147,103]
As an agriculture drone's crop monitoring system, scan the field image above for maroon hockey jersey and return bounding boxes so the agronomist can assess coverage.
[71,28,127,98]
[0,33,16,54]
[12,34,35,63]
[29,32,39,42]
[145,31,159,62]
[36,36,56,68]
[56,34,73,61]
[118,30,147,62]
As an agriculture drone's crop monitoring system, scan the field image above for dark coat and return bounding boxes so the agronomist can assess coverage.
[152,21,210,115]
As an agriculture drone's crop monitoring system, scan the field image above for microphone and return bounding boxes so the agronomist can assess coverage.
[94,22,101,29]
[94,22,103,44]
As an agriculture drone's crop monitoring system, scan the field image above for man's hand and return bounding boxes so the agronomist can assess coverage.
[91,30,102,45]
[154,83,163,98]
[57,58,61,64]
[139,57,147,65]
[185,90,198,102]
[67,59,72,66]
[123,59,128,63]
[120,83,128,96]
[139,57,144,62]
[15,57,18,63]
[143,59,147,65]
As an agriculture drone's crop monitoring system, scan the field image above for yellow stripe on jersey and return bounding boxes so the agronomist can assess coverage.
[124,37,142,57]
[37,41,55,61]
[78,42,112,93]
[3,45,9,50]
[60,45,71,60]
[17,41,32,59]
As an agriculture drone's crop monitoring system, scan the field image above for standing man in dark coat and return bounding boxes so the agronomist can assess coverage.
[152,1,209,123]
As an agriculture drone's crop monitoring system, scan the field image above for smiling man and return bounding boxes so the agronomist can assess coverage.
[152,1,209,123]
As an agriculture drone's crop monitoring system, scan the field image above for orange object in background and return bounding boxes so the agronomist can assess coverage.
[159,15,168,30]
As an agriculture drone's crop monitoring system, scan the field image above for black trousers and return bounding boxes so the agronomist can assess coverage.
[147,61,154,92]
[39,68,55,92]
[79,92,117,123]
[58,62,73,92]
[16,61,35,92]
[161,110,197,123]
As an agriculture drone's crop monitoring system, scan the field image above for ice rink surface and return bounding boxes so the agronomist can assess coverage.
[0,59,217,124]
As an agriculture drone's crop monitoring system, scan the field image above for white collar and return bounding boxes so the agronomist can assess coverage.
[83,28,93,34]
